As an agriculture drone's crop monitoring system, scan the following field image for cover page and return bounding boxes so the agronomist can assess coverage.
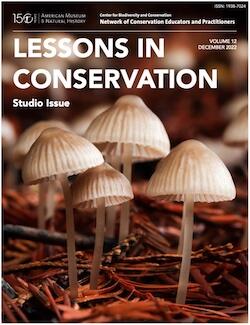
[2,1,248,323]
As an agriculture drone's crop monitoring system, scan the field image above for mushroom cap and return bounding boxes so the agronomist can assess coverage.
[13,120,69,167]
[71,163,133,208]
[146,139,236,203]
[223,106,248,146]
[71,104,110,135]
[223,94,248,119]
[198,136,246,168]
[22,127,104,185]
[84,95,170,161]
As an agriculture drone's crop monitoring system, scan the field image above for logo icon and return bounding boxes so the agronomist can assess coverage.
[13,13,34,24]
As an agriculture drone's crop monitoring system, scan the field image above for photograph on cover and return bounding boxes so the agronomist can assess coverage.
[1,1,248,323]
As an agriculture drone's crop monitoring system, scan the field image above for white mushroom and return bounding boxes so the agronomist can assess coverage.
[147,139,236,304]
[22,127,104,298]
[85,95,170,241]
[71,163,133,289]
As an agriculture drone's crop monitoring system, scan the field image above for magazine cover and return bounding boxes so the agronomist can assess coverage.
[2,1,248,323]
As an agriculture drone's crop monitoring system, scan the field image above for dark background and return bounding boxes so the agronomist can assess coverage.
[2,1,248,166]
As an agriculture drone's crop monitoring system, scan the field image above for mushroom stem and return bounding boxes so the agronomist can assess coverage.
[60,175,78,299]
[106,158,120,238]
[46,181,56,230]
[177,218,185,255]
[90,197,105,290]
[38,182,48,229]
[119,144,132,241]
[176,194,194,305]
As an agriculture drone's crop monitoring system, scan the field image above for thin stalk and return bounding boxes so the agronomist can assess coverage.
[60,175,78,299]
[177,218,185,255]
[176,194,194,305]
[119,143,132,241]
[38,182,48,229]
[90,197,106,290]
[46,181,56,231]
[105,157,120,239]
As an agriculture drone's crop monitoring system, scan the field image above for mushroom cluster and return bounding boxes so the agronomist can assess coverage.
[22,127,104,298]
[85,95,170,240]
[7,93,239,304]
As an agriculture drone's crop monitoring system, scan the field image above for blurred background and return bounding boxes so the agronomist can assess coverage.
[2,2,248,182]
